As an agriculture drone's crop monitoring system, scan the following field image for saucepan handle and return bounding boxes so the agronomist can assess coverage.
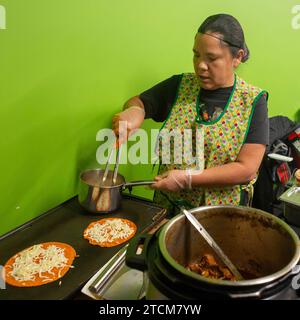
[123,180,156,189]
[125,233,153,271]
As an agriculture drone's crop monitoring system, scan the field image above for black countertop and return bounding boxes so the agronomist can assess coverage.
[0,195,167,300]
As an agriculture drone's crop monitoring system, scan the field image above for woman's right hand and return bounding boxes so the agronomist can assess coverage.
[112,105,145,146]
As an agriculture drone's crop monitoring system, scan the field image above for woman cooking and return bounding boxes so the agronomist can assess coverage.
[112,14,269,212]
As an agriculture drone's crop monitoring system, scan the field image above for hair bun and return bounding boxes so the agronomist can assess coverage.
[241,43,250,63]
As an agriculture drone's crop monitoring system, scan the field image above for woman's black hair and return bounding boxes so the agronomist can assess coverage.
[198,14,250,62]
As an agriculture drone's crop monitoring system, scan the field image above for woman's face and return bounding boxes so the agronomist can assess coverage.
[193,32,243,90]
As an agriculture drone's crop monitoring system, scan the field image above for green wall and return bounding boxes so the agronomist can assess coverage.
[0,0,299,236]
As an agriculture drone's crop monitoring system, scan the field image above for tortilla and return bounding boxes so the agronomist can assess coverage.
[3,242,76,287]
[84,218,137,247]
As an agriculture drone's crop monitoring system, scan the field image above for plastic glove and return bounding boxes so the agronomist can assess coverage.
[151,169,193,193]
[112,106,145,146]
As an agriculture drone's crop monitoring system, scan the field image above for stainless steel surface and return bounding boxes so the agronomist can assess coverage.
[78,169,155,213]
[84,257,144,300]
[160,205,300,287]
[89,244,128,294]
[81,169,125,187]
[79,169,123,213]
[180,206,243,280]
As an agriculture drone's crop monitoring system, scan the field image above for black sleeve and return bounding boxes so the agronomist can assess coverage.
[139,75,181,122]
[244,94,269,145]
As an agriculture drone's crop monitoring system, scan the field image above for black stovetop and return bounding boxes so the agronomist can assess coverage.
[0,195,167,300]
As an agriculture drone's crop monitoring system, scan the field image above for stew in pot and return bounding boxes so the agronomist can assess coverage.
[187,254,260,281]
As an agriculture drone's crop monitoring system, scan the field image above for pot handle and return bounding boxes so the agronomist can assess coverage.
[125,233,153,271]
[123,180,156,190]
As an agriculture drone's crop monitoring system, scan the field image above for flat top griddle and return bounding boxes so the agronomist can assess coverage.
[0,195,166,300]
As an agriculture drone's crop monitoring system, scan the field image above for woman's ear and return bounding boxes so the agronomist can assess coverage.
[233,49,244,68]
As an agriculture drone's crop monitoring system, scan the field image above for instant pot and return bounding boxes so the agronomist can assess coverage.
[126,205,300,299]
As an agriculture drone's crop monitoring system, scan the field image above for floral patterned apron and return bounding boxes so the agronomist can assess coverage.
[153,73,268,212]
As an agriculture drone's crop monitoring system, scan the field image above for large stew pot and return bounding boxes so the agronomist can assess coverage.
[78,169,154,213]
[126,205,300,299]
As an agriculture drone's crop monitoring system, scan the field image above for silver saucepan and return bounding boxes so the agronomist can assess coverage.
[78,169,155,213]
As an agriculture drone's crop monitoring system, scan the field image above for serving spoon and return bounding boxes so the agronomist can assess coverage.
[180,206,244,281]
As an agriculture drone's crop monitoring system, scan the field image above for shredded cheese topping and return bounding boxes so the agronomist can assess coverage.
[84,219,134,244]
[9,244,72,282]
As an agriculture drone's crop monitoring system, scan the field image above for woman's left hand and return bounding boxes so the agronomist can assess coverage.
[151,170,192,192]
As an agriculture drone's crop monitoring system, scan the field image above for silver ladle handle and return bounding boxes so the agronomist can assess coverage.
[181,207,244,281]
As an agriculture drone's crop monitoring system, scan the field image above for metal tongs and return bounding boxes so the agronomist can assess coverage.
[102,141,122,185]
[180,206,244,281]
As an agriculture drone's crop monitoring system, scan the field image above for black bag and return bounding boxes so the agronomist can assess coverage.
[252,116,299,216]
